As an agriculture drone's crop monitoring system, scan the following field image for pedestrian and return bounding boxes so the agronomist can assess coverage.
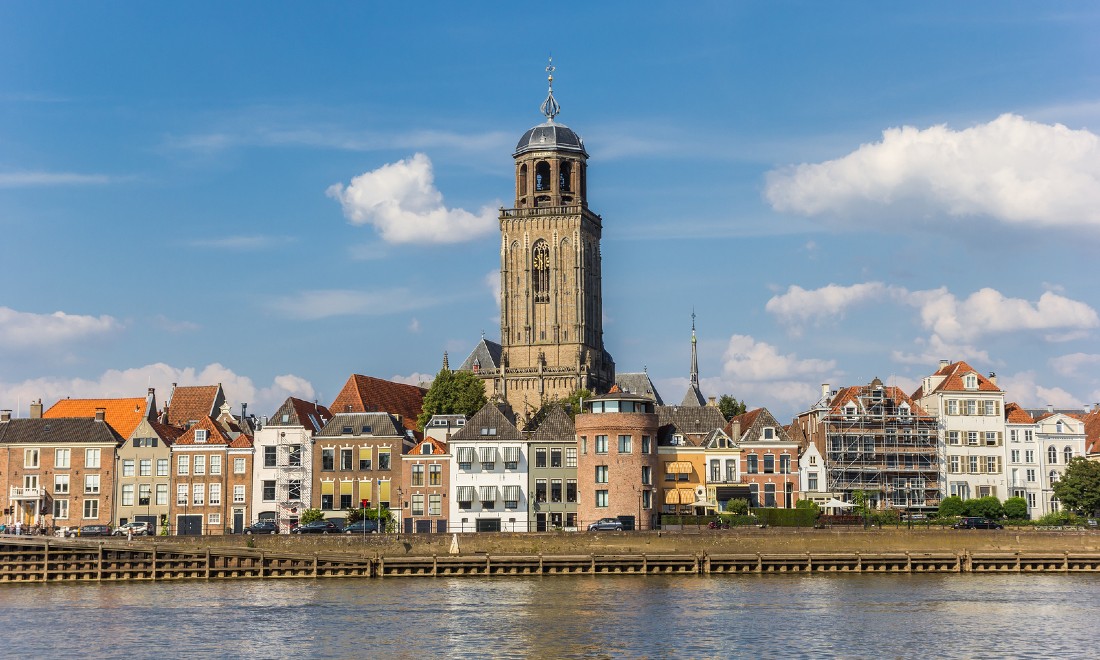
[14,520,22,535]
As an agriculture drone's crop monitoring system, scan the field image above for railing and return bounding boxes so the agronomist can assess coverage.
[9,487,43,499]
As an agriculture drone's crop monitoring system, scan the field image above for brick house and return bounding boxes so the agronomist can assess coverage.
[400,433,450,533]
[169,416,253,535]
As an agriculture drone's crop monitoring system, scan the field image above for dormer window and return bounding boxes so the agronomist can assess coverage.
[194,429,207,444]
[342,426,353,435]
[480,427,497,436]
[964,374,978,390]
[762,427,775,440]
[422,444,433,455]
[362,426,372,434]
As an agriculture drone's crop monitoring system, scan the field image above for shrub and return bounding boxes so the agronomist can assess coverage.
[299,508,325,525]
[1036,511,1080,526]
[725,498,749,515]
[963,496,1004,519]
[871,509,901,526]
[795,499,820,513]
[752,507,818,527]
[937,496,965,518]
[1003,497,1028,520]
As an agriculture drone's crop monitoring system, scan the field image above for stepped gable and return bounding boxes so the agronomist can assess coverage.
[527,403,575,441]
[268,397,333,434]
[0,417,124,445]
[449,402,524,443]
[44,396,151,439]
[329,374,426,440]
[657,405,727,446]
[167,385,223,427]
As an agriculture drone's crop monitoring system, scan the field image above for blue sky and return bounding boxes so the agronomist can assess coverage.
[2,2,1099,421]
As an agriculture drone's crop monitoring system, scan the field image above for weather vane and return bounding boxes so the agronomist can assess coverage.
[540,55,560,121]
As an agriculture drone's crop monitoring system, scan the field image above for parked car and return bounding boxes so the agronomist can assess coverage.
[69,525,112,537]
[587,518,624,531]
[243,520,280,535]
[290,520,344,535]
[113,521,150,536]
[953,517,1004,530]
[343,520,379,534]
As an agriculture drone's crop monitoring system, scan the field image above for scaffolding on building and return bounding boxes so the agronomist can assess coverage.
[822,380,941,511]
[275,431,309,529]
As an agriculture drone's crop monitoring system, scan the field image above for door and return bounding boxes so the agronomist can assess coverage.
[404,517,414,534]
[232,509,245,534]
[177,515,203,536]
[536,513,547,532]
[435,519,447,534]
[476,518,501,532]
[415,519,432,534]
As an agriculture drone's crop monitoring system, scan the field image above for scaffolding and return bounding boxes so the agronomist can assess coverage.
[822,381,941,510]
[275,432,309,529]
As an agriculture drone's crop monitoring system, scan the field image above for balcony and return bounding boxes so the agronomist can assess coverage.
[9,486,43,500]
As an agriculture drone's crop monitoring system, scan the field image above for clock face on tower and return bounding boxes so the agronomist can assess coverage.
[533,250,549,270]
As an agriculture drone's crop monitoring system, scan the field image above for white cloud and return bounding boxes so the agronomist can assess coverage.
[765,114,1100,228]
[0,363,315,418]
[391,372,434,388]
[0,307,122,349]
[721,334,837,382]
[326,153,500,244]
[267,288,435,320]
[485,270,501,310]
[998,371,1083,410]
[0,171,113,187]
[765,282,900,325]
[1050,353,1100,378]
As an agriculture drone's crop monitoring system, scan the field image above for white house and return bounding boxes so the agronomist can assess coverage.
[251,397,331,531]
[447,403,529,533]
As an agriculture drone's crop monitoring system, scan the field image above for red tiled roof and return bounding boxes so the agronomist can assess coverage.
[1004,402,1035,425]
[167,385,221,426]
[826,384,932,417]
[1083,410,1100,455]
[173,416,232,445]
[725,408,762,438]
[149,419,186,445]
[329,374,426,437]
[44,397,150,439]
[410,437,448,456]
[922,361,1002,394]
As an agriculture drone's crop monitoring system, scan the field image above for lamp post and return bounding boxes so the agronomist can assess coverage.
[395,488,404,535]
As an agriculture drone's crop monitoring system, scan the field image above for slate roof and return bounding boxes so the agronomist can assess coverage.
[148,419,186,445]
[329,375,426,432]
[657,405,727,446]
[267,397,333,434]
[614,372,665,405]
[449,402,524,443]
[911,361,1002,398]
[167,385,224,427]
[0,417,124,445]
[527,404,576,442]
[317,412,407,438]
[457,338,503,372]
[44,396,152,440]
[680,382,707,408]
[514,121,587,158]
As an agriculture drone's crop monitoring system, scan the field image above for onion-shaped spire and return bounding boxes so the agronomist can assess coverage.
[540,56,560,121]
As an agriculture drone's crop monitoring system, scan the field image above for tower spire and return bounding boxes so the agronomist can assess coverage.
[540,56,560,121]
[690,310,698,386]
[442,350,449,371]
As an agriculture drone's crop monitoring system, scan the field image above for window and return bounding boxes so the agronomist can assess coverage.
[566,448,577,468]
[193,484,205,506]
[535,479,547,502]
[504,446,519,470]
[966,400,978,415]
[340,448,353,470]
[479,447,495,471]
[322,448,335,471]
[780,455,791,474]
[535,448,547,468]
[726,459,736,482]
[83,499,99,519]
[53,474,70,494]
[429,494,442,516]
[378,450,391,471]
[207,513,221,528]
[262,481,276,502]
[156,484,168,506]
[1010,429,1019,443]
[139,459,151,477]
[177,455,190,475]
[617,435,632,453]
[85,474,100,494]
[85,448,101,469]
[595,465,609,483]
[212,454,224,475]
[949,456,960,473]
[967,432,979,446]
[968,456,978,474]
[122,484,134,506]
[763,427,775,440]
[233,485,246,504]
[210,483,221,506]
[412,464,425,486]
[157,459,169,476]
[984,400,997,415]
[288,480,301,501]
[194,455,206,476]
[532,239,550,304]
[550,448,563,467]
[551,479,562,503]
[340,492,352,510]
[264,446,277,468]
[964,374,978,389]
[642,490,652,509]
[808,473,818,490]
[177,484,188,505]
[566,479,577,503]
[748,484,760,508]
[1025,450,1035,463]
[1026,469,1036,482]
[1048,446,1058,465]
[1064,446,1073,464]
[1050,470,1059,484]
[55,448,70,469]
[946,400,958,415]
[985,456,998,473]
[746,455,758,474]
[358,446,372,470]
[764,484,776,508]
[194,429,208,444]
[595,435,609,454]
[429,464,442,486]
[139,484,151,506]
[642,436,652,453]
[412,494,425,515]
[985,432,999,446]
[23,448,40,468]
[234,458,246,474]
[948,431,960,445]
[1011,450,1020,463]
[595,490,609,508]
[53,499,69,519]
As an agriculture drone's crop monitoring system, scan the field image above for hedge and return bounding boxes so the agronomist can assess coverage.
[751,507,819,527]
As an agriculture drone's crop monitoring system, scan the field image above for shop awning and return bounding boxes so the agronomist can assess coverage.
[666,461,693,474]
[456,447,475,463]
[478,447,497,463]
[664,489,682,504]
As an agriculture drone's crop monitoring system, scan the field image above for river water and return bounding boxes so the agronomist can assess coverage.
[2,574,1097,658]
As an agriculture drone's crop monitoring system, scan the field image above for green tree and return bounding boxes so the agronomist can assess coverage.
[417,368,488,430]
[963,496,1004,519]
[718,394,747,421]
[525,388,593,429]
[937,496,965,518]
[1053,457,1100,515]
[795,499,820,514]
[299,508,325,525]
[1003,496,1028,520]
[725,498,749,515]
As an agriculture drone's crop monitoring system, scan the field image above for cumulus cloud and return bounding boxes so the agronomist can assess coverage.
[765,114,1100,228]
[765,282,902,325]
[327,153,499,244]
[267,288,435,320]
[0,363,315,418]
[721,334,836,381]
[998,371,1083,410]
[1050,353,1100,379]
[0,306,122,349]
[390,372,434,388]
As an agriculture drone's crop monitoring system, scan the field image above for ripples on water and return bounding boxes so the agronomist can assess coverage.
[2,574,1098,659]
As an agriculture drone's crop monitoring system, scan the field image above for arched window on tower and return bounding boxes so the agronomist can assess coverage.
[560,161,572,192]
[532,240,550,304]
[518,164,528,200]
[535,161,551,192]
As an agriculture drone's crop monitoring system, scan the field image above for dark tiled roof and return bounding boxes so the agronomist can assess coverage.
[450,402,524,442]
[726,409,762,438]
[614,372,665,405]
[318,412,406,438]
[148,420,186,445]
[528,404,576,442]
[0,418,124,445]
[657,405,727,446]
[457,339,503,372]
[680,383,707,408]
[329,375,426,436]
[268,397,333,434]
[167,385,223,426]
[728,407,792,443]
[44,397,152,439]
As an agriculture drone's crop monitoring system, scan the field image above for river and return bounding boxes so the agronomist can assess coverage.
[1,574,1097,658]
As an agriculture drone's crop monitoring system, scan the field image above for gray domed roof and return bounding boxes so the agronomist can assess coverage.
[514,121,588,158]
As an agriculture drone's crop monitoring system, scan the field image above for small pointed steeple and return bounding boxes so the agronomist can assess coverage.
[442,351,450,371]
[540,56,561,121]
[690,310,699,386]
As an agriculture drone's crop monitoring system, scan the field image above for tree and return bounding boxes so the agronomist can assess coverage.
[1053,457,1100,516]
[417,368,488,430]
[963,496,1004,519]
[718,394,747,421]
[725,498,749,515]
[299,508,325,525]
[937,496,965,518]
[526,388,592,429]
[795,499,820,514]
[1003,497,1028,520]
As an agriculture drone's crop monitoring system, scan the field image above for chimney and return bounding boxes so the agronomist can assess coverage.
[821,383,830,399]
[241,403,248,419]
[939,359,949,369]
[988,372,997,386]
[0,410,11,422]
[29,399,43,419]
[94,407,106,422]
[1047,404,1054,413]
[707,396,717,407]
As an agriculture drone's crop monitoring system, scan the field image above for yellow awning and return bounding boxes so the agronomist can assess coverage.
[359,481,372,502]
[359,446,371,461]
[340,481,353,495]
[379,480,391,503]
[679,489,698,504]
[321,481,334,495]
[669,461,693,474]
[664,489,681,504]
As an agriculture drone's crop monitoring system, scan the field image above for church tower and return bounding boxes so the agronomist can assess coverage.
[496,61,615,421]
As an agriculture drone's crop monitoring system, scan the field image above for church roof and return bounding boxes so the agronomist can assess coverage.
[681,383,707,408]
[514,122,587,157]
[615,372,665,405]
[458,338,503,372]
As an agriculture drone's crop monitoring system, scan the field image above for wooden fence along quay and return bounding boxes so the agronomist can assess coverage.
[3,537,1100,583]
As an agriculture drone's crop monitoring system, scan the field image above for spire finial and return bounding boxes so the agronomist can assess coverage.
[540,56,561,121]
[689,312,699,386]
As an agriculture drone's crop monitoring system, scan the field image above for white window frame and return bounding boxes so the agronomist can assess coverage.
[82,499,99,519]
[55,448,71,469]
[85,448,101,469]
